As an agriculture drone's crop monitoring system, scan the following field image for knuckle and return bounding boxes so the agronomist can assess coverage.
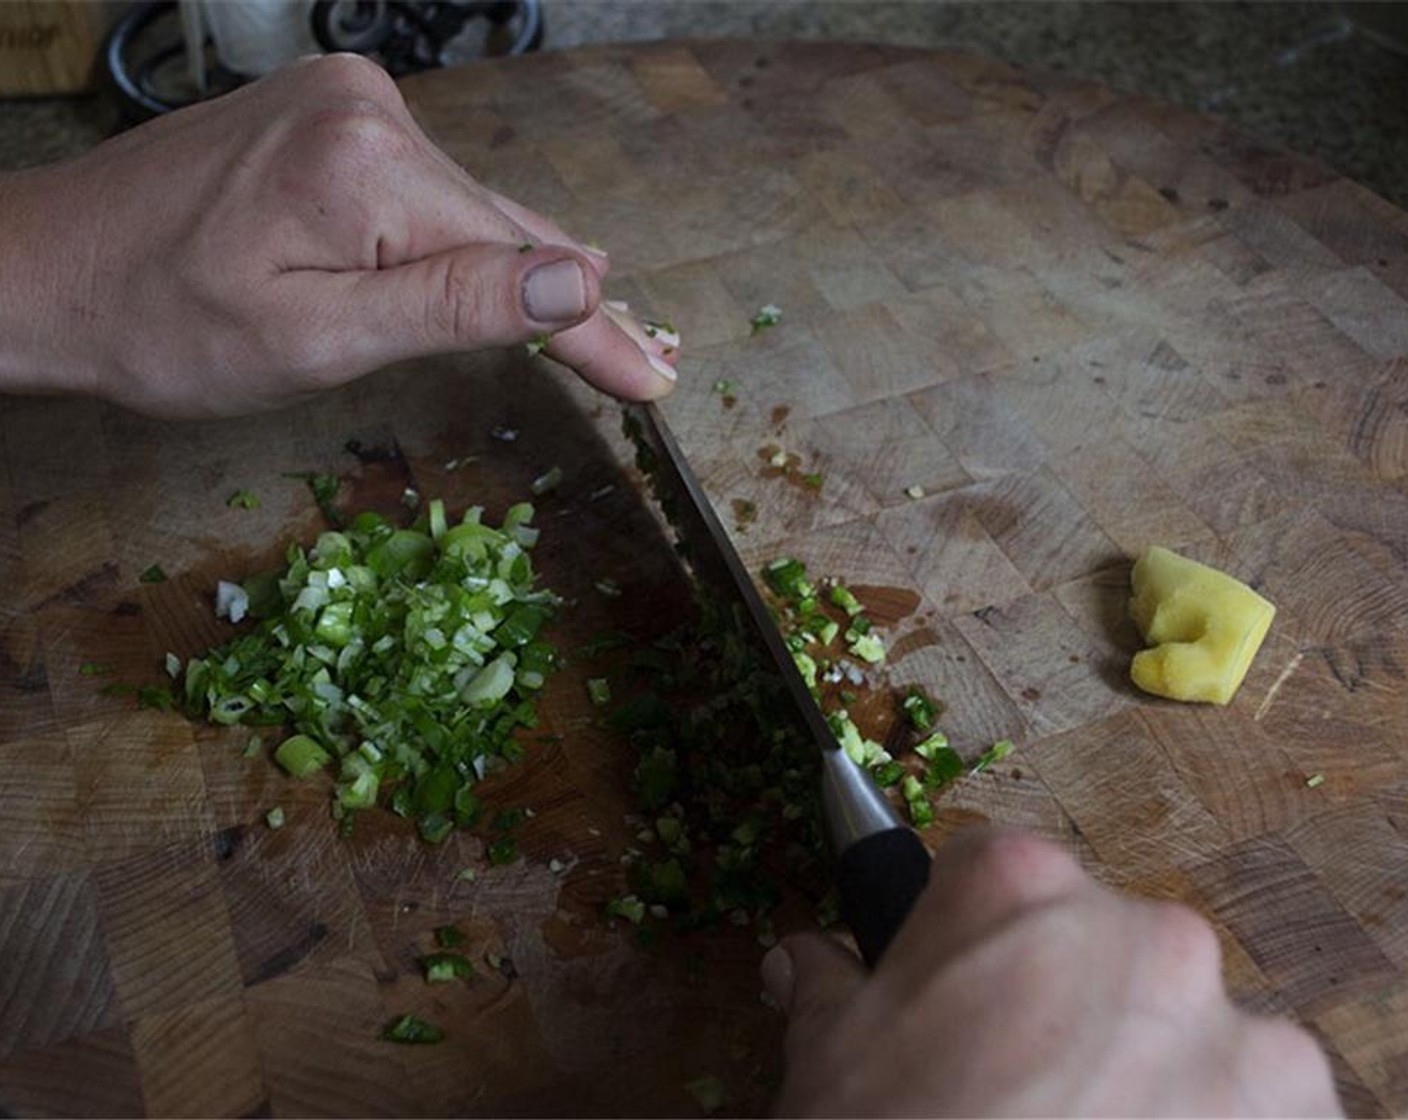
[432,254,507,345]
[303,52,401,104]
[964,829,1084,911]
[306,101,408,165]
[1147,901,1223,977]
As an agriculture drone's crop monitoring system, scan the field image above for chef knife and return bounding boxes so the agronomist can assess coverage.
[625,402,931,967]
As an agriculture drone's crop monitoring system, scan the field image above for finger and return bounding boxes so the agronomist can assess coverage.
[545,302,679,401]
[772,933,867,1064]
[328,244,599,366]
[482,187,611,277]
[884,828,1088,979]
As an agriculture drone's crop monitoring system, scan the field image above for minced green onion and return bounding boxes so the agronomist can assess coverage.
[434,924,465,948]
[828,584,863,616]
[285,472,343,526]
[227,490,261,511]
[684,1075,730,1114]
[923,747,964,789]
[870,760,905,788]
[907,796,935,827]
[587,677,612,705]
[971,738,1016,774]
[265,806,285,829]
[139,564,167,584]
[526,333,551,356]
[606,895,646,924]
[487,836,519,865]
[750,304,782,333]
[902,687,939,731]
[185,499,558,841]
[801,472,824,490]
[712,379,737,396]
[904,484,926,500]
[137,686,175,712]
[530,466,563,495]
[274,734,331,778]
[847,632,885,664]
[1306,773,1326,789]
[594,578,623,598]
[421,952,475,983]
[79,661,113,676]
[382,1014,444,1045]
[764,557,813,601]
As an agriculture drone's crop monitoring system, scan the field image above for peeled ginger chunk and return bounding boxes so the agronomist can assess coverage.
[1129,546,1275,705]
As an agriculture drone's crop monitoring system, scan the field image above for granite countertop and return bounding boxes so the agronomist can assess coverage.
[2,1,1404,210]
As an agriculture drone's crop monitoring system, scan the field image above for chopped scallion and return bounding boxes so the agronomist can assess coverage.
[684,1075,730,1114]
[274,734,331,778]
[487,836,519,865]
[749,304,782,333]
[971,738,1016,774]
[530,466,563,495]
[434,924,465,948]
[902,687,939,731]
[421,952,475,983]
[381,1014,444,1045]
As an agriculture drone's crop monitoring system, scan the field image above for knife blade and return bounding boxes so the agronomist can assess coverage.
[625,401,930,966]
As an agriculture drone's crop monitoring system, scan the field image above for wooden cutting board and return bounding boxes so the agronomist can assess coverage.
[3,38,1408,1117]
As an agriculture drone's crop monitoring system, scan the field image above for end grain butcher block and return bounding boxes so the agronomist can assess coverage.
[3,38,1408,1118]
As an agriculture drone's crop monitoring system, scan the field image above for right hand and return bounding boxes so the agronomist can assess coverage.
[764,829,1341,1117]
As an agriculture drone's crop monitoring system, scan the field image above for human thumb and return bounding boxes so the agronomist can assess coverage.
[343,244,600,366]
[765,933,868,1062]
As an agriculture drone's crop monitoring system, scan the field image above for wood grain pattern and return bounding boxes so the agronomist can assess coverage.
[2,38,1407,1115]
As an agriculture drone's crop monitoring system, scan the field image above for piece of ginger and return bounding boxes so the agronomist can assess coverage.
[1129,546,1275,705]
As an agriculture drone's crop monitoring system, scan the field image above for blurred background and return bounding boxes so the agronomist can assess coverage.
[1,0,1404,208]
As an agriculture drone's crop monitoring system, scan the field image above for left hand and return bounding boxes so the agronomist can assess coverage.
[0,53,679,417]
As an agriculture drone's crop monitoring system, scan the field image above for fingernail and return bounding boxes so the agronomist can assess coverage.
[648,353,677,382]
[524,259,587,324]
[644,321,681,350]
[760,944,794,1012]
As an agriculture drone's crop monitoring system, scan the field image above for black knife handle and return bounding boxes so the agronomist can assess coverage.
[837,827,932,968]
